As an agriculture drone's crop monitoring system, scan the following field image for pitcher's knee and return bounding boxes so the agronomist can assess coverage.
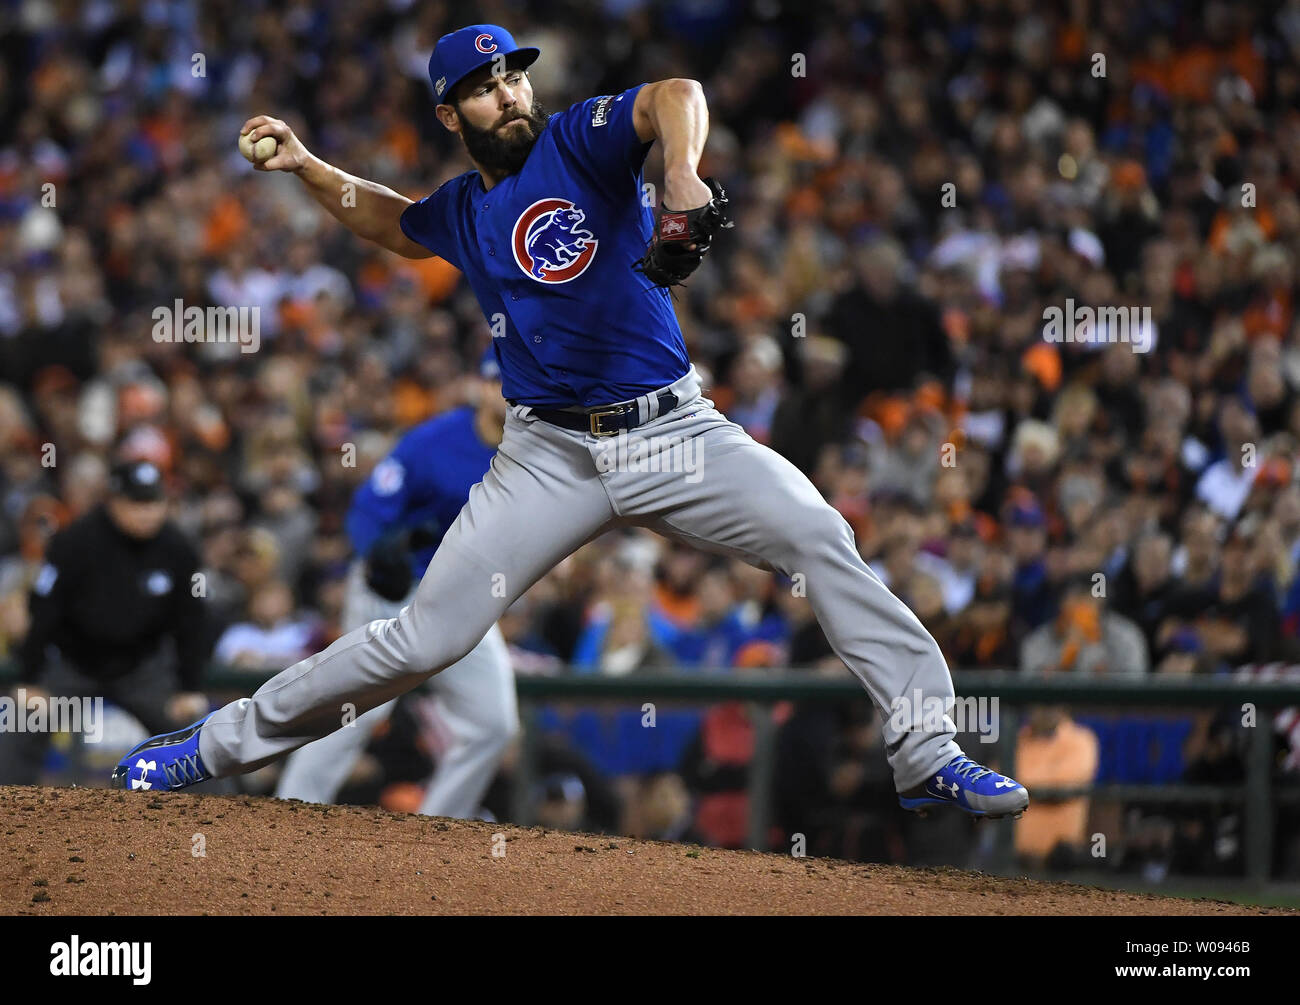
[441,623,495,674]
[366,609,475,681]
[775,501,856,568]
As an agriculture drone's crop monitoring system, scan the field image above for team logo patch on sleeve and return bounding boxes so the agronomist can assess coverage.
[591,95,614,127]
[512,198,599,283]
[371,458,406,495]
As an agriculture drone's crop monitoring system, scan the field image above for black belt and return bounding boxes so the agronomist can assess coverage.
[521,390,679,437]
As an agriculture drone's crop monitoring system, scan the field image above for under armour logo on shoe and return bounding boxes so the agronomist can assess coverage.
[932,777,959,797]
[131,759,156,790]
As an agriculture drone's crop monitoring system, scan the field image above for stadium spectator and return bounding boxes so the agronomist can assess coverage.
[1013,706,1101,869]
[768,334,851,475]
[827,237,953,398]
[0,460,210,783]
[1112,530,1180,659]
[213,579,320,671]
[1020,576,1150,675]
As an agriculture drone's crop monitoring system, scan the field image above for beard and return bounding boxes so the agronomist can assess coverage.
[459,98,550,176]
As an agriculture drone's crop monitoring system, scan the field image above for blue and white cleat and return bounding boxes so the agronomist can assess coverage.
[899,754,1029,819]
[110,714,214,791]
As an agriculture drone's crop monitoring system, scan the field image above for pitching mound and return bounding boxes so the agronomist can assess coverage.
[0,786,1284,915]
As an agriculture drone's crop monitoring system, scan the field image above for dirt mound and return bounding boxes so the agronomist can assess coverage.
[0,786,1285,915]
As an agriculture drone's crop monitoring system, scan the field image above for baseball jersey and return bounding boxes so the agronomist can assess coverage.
[347,406,497,576]
[399,83,691,409]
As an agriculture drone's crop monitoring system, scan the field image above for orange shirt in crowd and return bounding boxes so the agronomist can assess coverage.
[1013,716,1100,859]
[653,583,701,628]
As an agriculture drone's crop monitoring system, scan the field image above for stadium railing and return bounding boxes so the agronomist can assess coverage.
[2,661,1296,882]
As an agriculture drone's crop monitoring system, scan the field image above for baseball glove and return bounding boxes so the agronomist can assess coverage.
[365,531,413,602]
[632,177,734,288]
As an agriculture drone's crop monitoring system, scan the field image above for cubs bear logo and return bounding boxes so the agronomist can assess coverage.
[512,198,599,283]
[475,34,496,53]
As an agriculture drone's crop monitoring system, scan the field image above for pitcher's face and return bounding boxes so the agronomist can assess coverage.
[440,67,548,176]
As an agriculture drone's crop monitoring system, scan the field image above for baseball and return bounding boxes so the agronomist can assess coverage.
[238,131,278,164]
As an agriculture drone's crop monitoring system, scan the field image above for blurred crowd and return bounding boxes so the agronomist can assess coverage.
[2,0,1300,876]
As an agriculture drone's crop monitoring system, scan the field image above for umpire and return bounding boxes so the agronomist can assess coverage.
[0,460,211,784]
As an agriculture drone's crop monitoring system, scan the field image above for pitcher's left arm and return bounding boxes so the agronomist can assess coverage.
[632,79,711,211]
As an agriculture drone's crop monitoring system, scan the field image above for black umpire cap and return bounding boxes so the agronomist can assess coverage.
[108,459,166,502]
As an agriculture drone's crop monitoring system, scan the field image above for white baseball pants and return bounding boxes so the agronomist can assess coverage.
[201,368,961,791]
[272,564,517,818]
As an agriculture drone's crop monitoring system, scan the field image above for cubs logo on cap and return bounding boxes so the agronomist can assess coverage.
[427,24,539,105]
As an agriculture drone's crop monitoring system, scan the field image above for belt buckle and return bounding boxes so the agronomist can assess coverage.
[588,404,629,437]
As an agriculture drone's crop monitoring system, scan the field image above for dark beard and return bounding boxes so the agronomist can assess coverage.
[460,98,549,176]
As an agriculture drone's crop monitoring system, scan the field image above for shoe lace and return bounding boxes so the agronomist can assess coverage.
[948,755,994,782]
[163,754,206,787]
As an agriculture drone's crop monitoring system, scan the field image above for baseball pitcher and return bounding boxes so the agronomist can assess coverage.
[115,23,1028,822]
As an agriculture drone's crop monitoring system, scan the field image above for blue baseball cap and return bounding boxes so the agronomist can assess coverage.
[428,24,540,105]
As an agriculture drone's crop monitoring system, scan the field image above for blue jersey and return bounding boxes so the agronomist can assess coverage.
[399,83,690,409]
[346,406,497,576]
